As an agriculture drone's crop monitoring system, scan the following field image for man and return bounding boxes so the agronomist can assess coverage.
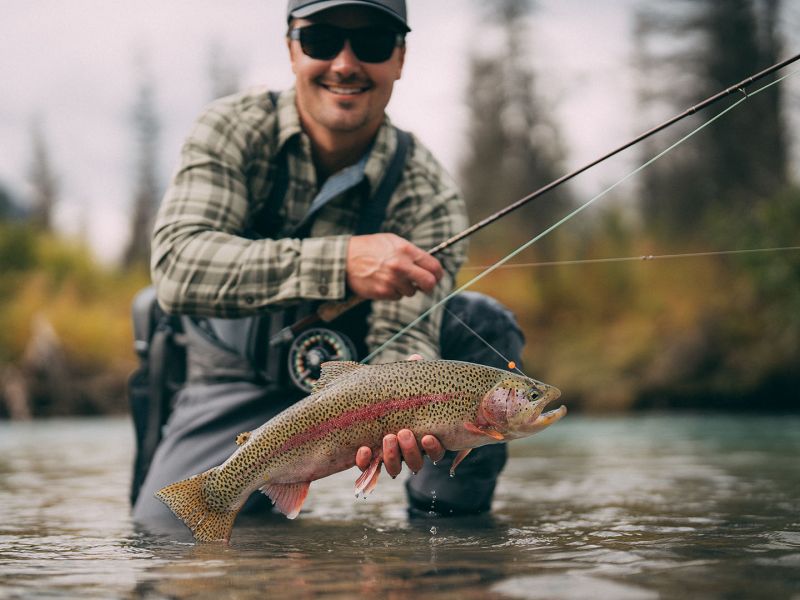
[132,0,523,525]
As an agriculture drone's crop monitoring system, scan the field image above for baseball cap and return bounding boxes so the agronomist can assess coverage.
[287,0,411,32]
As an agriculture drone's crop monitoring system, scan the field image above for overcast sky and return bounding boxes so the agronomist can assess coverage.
[1,0,797,262]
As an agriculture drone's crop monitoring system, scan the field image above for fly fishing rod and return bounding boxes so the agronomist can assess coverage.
[275,51,800,390]
[428,51,800,256]
[297,52,799,323]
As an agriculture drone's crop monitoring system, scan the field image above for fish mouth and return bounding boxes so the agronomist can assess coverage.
[533,404,568,427]
[529,386,566,429]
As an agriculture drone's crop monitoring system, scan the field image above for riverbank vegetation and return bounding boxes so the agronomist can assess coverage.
[466,186,800,412]
[0,224,148,417]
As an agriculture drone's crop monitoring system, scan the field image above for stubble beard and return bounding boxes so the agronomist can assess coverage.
[311,73,381,133]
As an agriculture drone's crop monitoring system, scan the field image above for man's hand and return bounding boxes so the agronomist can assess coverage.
[355,354,446,477]
[346,233,444,301]
[356,431,446,477]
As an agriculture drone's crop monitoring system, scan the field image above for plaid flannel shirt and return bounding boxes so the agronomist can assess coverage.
[151,87,468,363]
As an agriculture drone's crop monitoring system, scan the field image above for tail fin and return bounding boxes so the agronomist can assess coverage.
[155,468,239,543]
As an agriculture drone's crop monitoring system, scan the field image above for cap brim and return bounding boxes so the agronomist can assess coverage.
[290,0,411,32]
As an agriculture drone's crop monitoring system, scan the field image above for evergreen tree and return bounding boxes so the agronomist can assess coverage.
[0,182,18,220]
[123,62,161,269]
[27,119,59,232]
[634,0,787,238]
[459,0,571,257]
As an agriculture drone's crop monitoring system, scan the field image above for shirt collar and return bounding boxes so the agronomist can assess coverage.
[274,87,398,193]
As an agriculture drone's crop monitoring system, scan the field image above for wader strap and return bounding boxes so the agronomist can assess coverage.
[131,286,158,359]
[143,325,170,460]
[263,91,289,237]
[293,152,371,238]
[293,129,410,238]
[357,128,411,235]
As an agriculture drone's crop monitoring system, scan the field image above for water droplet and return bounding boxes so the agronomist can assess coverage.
[430,526,437,535]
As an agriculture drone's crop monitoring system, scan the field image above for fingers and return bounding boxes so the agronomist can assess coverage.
[393,277,418,298]
[380,430,446,477]
[421,435,445,463]
[407,354,423,361]
[346,234,444,300]
[394,244,442,294]
[383,434,402,478]
[397,429,424,474]
[356,446,372,471]
[384,431,423,477]
[408,249,445,289]
[401,263,439,295]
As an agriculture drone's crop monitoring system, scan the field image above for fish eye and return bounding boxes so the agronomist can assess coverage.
[526,389,540,402]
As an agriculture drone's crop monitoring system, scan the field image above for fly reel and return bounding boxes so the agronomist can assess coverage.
[287,328,357,393]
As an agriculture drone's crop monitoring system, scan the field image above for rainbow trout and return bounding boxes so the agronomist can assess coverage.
[156,359,565,542]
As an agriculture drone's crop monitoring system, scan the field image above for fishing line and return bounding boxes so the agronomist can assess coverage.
[282,56,799,350]
[461,246,800,271]
[443,307,528,377]
[363,68,798,364]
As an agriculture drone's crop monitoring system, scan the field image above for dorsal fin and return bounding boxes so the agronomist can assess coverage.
[312,361,363,393]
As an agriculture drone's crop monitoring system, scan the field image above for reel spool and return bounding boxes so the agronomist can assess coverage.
[287,328,357,393]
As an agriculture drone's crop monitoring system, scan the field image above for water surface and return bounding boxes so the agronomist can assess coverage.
[1,415,798,599]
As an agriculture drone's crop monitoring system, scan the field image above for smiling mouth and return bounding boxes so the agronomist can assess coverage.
[319,82,372,96]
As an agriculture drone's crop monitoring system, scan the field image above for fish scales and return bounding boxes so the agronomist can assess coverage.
[156,359,565,542]
[217,361,494,495]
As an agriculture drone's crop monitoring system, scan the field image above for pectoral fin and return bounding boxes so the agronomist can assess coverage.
[449,448,473,477]
[463,422,505,441]
[260,482,311,519]
[354,448,383,498]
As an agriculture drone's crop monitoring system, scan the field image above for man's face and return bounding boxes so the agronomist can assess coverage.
[288,7,405,138]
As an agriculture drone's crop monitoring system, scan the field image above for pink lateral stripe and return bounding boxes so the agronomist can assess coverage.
[257,393,456,471]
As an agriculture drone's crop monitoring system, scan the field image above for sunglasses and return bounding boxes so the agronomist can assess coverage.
[289,24,404,63]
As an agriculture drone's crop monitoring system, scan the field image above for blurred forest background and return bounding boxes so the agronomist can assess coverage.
[1,0,798,419]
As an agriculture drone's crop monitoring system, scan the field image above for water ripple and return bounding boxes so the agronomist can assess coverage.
[0,415,798,598]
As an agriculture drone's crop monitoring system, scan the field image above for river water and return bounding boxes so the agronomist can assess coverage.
[1,414,798,599]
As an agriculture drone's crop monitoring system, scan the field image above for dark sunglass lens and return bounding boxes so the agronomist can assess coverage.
[350,28,398,63]
[299,25,344,60]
